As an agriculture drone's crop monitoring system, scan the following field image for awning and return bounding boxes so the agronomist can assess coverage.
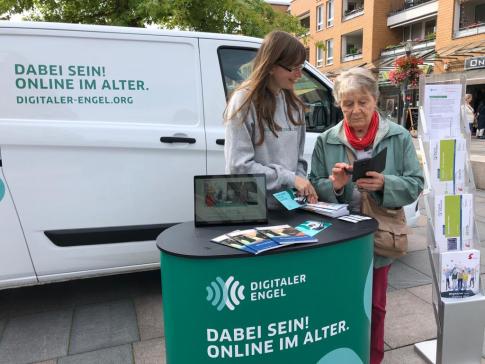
[430,40,485,62]
[324,62,368,80]
[427,69,485,85]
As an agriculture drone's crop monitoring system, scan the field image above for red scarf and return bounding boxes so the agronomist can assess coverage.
[344,111,379,150]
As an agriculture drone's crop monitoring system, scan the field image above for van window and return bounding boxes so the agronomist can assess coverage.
[218,47,341,132]
[296,71,342,133]
[218,47,257,100]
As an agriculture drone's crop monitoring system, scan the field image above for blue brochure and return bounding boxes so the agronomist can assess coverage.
[295,220,332,237]
[273,189,302,210]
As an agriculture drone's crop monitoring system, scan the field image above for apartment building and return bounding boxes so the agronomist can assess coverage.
[290,0,485,123]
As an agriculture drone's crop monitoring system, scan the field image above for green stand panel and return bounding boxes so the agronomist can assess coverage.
[160,234,373,364]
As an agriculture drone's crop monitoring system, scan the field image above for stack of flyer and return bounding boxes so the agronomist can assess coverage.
[434,193,473,251]
[211,224,319,254]
[429,138,466,194]
[299,202,349,218]
[273,189,349,218]
[439,249,480,298]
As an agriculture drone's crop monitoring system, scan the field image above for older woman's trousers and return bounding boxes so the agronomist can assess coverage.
[371,264,391,364]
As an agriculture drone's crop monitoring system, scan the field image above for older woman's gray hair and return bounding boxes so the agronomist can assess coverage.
[333,67,379,104]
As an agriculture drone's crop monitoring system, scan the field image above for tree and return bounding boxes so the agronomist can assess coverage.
[0,0,306,38]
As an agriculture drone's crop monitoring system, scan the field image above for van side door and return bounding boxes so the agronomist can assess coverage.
[0,28,206,281]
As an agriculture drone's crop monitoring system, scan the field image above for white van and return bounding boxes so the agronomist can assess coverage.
[0,21,342,289]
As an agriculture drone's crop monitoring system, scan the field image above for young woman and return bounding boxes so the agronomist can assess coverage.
[224,31,317,208]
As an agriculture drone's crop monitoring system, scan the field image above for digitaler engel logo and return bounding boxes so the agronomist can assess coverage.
[206,276,245,311]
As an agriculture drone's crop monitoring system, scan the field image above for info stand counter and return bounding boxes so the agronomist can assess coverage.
[156,209,377,364]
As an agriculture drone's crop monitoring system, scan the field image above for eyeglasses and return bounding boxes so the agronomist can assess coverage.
[278,64,304,73]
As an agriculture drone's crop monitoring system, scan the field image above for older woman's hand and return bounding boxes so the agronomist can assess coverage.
[356,171,385,191]
[329,162,352,192]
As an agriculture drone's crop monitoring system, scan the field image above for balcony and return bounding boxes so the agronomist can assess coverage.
[380,37,435,57]
[454,0,485,39]
[342,52,363,62]
[342,30,363,62]
[343,1,364,21]
[387,0,437,28]
[454,22,485,38]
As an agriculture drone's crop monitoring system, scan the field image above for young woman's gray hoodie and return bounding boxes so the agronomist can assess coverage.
[224,89,307,208]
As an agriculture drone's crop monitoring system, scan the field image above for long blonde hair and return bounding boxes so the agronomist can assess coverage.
[225,31,306,145]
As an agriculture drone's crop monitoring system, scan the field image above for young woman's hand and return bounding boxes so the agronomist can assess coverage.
[356,171,385,191]
[329,162,352,192]
[294,176,318,203]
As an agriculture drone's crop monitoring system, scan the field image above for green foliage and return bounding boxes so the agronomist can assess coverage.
[1,0,306,37]
[425,32,436,41]
[0,0,33,20]
[315,40,325,51]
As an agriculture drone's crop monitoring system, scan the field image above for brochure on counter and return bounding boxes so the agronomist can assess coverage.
[338,214,373,223]
[273,189,349,218]
[211,223,325,254]
[294,220,332,237]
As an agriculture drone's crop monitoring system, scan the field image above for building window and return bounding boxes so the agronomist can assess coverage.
[325,39,334,65]
[326,0,334,27]
[305,47,310,61]
[316,5,324,31]
[341,30,363,62]
[403,19,436,42]
[316,46,324,67]
[300,13,310,33]
[343,0,364,19]
[454,0,485,37]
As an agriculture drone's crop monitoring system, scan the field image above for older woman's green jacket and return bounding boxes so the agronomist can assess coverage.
[309,116,424,268]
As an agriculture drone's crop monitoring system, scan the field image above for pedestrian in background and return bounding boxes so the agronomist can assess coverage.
[463,93,475,135]
[476,99,485,139]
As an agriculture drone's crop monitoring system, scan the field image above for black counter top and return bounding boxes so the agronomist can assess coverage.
[157,209,377,258]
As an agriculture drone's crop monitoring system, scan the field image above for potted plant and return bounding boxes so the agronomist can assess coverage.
[388,54,423,88]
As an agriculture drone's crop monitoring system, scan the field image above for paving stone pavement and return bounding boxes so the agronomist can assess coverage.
[0,194,484,363]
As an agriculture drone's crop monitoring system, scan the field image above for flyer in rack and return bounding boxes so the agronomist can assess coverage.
[440,249,480,298]
[423,84,462,138]
[429,138,466,194]
[434,193,473,251]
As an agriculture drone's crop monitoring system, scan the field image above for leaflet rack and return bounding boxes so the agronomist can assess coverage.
[414,73,485,363]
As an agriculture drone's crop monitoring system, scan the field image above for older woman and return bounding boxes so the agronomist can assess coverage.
[309,67,423,364]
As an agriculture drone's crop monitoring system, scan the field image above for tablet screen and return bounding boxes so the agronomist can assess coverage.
[194,174,267,227]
